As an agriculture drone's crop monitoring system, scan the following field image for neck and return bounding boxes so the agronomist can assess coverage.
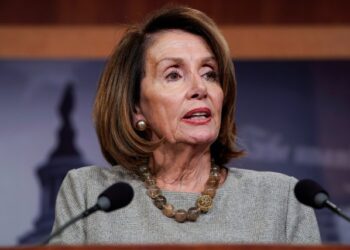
[150,143,211,193]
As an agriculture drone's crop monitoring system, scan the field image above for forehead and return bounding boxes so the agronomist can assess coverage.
[145,30,215,62]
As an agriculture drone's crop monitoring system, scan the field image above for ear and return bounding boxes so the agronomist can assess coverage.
[132,105,146,125]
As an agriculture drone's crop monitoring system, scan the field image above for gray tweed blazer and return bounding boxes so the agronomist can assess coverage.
[50,165,321,244]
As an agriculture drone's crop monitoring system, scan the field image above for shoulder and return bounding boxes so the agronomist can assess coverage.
[65,165,138,185]
[228,167,296,187]
[226,167,296,199]
[59,165,140,206]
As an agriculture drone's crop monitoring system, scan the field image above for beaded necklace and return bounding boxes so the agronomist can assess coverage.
[138,163,221,223]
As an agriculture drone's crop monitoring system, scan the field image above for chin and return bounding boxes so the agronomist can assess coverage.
[172,127,219,145]
[186,132,218,145]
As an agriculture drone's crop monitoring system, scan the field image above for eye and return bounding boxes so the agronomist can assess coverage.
[202,70,218,82]
[165,70,182,82]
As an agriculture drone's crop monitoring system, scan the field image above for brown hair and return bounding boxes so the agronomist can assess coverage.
[93,6,243,172]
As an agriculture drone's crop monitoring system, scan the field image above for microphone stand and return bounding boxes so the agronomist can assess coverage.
[41,204,99,245]
[325,200,350,223]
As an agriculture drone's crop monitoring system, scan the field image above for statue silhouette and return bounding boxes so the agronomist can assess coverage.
[19,83,89,244]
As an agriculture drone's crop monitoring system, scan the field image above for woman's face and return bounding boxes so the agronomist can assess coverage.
[135,30,224,146]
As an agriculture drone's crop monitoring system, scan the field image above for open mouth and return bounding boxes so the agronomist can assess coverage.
[183,107,212,121]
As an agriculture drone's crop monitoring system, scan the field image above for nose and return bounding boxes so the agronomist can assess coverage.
[186,73,208,100]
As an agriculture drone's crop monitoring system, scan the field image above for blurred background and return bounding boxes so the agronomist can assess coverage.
[0,0,349,245]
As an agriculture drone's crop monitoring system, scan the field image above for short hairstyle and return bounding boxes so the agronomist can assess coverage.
[93,6,243,172]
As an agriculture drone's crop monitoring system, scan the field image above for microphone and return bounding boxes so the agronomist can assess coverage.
[96,182,134,212]
[294,179,350,223]
[42,182,134,244]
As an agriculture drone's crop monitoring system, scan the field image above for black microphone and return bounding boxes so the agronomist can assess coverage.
[294,179,350,223]
[42,182,134,244]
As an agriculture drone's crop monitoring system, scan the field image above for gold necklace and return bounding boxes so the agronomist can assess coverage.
[138,162,221,223]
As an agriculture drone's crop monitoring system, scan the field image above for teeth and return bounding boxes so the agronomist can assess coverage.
[191,112,207,116]
[184,111,210,119]
[189,116,206,119]
[187,112,209,119]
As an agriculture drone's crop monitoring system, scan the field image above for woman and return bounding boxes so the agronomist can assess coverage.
[51,6,320,244]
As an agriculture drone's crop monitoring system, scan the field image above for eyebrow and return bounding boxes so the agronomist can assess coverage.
[156,57,183,67]
[156,56,217,67]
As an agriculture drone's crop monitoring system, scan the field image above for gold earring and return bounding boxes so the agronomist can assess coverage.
[136,120,147,131]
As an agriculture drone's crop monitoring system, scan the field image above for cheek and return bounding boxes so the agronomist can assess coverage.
[141,92,180,126]
[141,96,182,141]
[212,87,224,114]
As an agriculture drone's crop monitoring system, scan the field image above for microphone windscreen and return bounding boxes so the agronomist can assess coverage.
[294,179,329,208]
[97,182,134,212]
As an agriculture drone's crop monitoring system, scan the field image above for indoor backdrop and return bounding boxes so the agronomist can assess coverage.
[0,0,349,245]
